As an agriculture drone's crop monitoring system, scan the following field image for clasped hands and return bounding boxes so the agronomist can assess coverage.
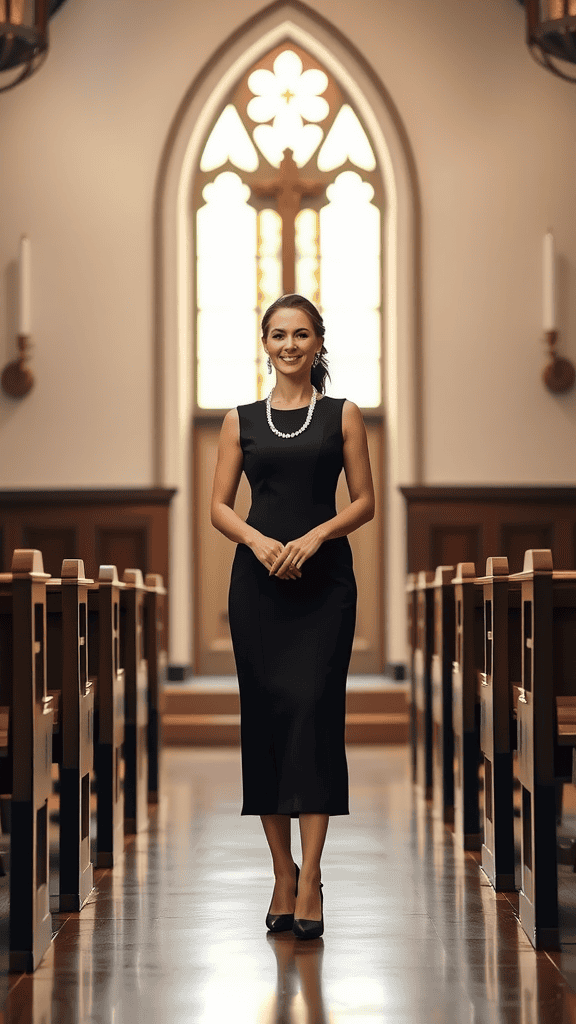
[250,527,325,580]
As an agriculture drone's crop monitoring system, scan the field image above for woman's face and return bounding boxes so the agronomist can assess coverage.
[263,307,322,377]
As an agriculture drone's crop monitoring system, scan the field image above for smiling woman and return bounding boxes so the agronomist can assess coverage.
[210,289,375,937]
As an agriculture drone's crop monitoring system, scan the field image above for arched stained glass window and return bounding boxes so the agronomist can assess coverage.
[195,42,383,409]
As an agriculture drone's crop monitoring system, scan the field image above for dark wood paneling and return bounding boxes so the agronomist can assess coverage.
[401,487,576,575]
[96,529,148,581]
[0,489,175,643]
[23,528,78,579]
[500,524,554,574]
[430,526,481,571]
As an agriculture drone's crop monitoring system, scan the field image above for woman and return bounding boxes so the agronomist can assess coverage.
[210,294,375,939]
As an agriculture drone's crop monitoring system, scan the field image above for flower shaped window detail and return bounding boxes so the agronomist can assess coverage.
[195,43,383,409]
[247,50,329,168]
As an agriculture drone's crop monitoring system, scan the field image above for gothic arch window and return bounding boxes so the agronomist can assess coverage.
[194,42,383,409]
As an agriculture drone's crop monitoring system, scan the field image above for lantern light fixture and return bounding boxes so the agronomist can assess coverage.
[0,0,49,94]
[524,0,576,83]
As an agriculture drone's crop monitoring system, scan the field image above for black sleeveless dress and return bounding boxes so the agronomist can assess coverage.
[228,395,357,818]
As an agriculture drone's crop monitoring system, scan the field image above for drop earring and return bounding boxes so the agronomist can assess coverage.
[267,356,272,374]
[313,353,320,366]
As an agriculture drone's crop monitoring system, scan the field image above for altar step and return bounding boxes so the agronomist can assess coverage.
[162,677,409,746]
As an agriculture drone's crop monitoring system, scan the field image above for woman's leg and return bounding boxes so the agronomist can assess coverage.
[295,813,328,920]
[261,814,298,914]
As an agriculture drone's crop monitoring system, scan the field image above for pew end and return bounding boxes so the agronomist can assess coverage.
[475,557,521,892]
[413,571,436,799]
[87,565,127,869]
[509,550,576,949]
[46,559,96,914]
[451,562,483,851]
[431,566,456,824]
[5,549,54,972]
[144,574,167,805]
[121,569,149,834]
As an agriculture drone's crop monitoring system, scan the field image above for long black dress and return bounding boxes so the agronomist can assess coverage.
[228,395,357,818]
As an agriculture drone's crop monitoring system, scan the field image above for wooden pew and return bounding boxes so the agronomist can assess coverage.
[477,557,521,892]
[46,560,95,913]
[431,566,456,823]
[0,550,54,972]
[451,562,484,850]
[121,569,149,834]
[87,566,126,868]
[406,573,418,784]
[413,571,435,798]
[511,549,576,949]
[144,574,166,804]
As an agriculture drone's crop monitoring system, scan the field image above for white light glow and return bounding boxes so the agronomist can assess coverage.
[258,209,282,313]
[321,171,381,406]
[295,208,319,302]
[317,104,376,172]
[248,49,328,168]
[197,172,258,406]
[247,50,329,123]
[200,104,259,173]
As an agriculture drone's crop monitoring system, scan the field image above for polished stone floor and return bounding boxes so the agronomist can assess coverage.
[4,745,576,1023]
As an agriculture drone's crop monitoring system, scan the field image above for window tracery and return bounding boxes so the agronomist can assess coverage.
[195,42,383,409]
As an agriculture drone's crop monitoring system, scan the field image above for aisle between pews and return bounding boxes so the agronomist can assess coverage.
[2,747,576,1023]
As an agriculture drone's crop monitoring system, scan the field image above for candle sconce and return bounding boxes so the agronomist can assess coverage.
[542,329,575,394]
[1,335,34,398]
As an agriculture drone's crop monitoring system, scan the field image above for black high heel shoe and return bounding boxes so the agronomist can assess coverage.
[266,862,300,933]
[292,881,323,940]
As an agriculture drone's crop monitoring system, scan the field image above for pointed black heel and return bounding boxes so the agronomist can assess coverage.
[266,862,300,932]
[292,881,323,940]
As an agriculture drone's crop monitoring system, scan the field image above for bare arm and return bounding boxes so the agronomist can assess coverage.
[210,409,302,579]
[316,399,375,542]
[210,408,258,547]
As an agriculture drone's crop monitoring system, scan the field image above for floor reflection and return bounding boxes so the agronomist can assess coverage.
[2,747,576,1022]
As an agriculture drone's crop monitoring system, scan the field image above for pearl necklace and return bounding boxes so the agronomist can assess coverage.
[266,388,318,438]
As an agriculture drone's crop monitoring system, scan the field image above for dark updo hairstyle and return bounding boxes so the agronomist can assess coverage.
[262,293,331,395]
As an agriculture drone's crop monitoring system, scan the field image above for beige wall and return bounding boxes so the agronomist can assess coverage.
[1,0,574,484]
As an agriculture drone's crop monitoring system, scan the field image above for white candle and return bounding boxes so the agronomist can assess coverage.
[18,235,31,336]
[543,230,556,332]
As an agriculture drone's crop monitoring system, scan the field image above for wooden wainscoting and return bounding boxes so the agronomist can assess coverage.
[401,486,576,574]
[0,487,175,642]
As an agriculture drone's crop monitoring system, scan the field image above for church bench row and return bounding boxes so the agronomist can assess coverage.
[406,550,576,951]
[0,550,167,972]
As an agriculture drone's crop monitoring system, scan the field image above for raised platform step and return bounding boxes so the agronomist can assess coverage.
[162,677,409,746]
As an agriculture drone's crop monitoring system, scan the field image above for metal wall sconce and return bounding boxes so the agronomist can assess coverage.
[1,335,34,398]
[542,230,575,394]
[525,0,576,84]
[542,329,576,393]
[1,236,34,399]
[0,0,49,94]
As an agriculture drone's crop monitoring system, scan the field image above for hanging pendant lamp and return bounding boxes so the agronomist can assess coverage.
[0,0,50,94]
[524,0,576,83]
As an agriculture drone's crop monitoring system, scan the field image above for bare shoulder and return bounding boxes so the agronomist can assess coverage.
[221,407,241,447]
[341,399,364,442]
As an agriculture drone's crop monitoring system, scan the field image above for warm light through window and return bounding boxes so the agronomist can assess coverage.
[200,105,259,173]
[196,172,257,407]
[195,45,382,409]
[317,105,376,172]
